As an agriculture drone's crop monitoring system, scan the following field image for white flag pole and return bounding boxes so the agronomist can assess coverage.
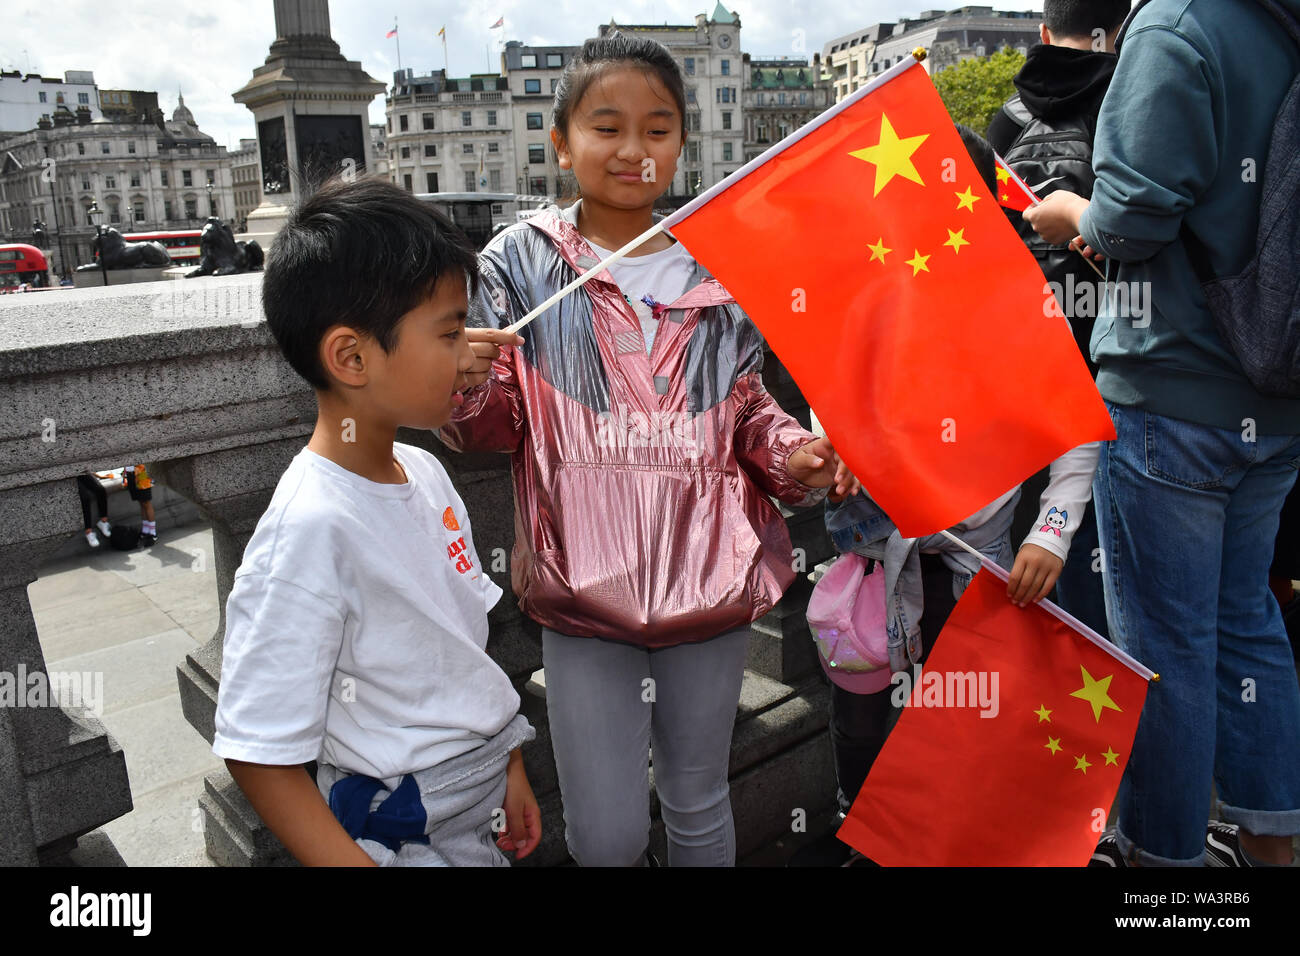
[504,220,666,334]
[937,529,1158,682]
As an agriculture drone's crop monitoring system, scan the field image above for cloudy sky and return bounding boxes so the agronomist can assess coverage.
[5,2,1039,148]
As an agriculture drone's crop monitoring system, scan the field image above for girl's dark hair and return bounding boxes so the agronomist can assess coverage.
[552,32,687,139]
[262,175,478,389]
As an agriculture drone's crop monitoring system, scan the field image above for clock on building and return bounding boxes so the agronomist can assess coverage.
[718,34,732,48]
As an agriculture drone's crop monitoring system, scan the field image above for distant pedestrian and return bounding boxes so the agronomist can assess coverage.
[75,473,111,548]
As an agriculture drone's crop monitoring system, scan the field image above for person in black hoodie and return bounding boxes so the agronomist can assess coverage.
[988,0,1130,642]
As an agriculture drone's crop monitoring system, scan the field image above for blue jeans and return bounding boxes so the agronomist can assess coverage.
[541,627,750,867]
[1094,402,1300,865]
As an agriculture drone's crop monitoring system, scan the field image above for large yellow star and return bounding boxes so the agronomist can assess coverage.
[1102,747,1120,766]
[1045,736,1061,755]
[905,250,930,276]
[1034,705,1052,723]
[867,238,891,263]
[944,228,970,254]
[1074,754,1092,774]
[849,113,928,197]
[955,186,981,211]
[996,165,1010,184]
[1070,666,1122,723]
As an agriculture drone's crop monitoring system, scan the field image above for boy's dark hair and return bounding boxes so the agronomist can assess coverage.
[1044,0,1131,39]
[262,176,478,389]
[955,124,998,194]
[552,32,687,140]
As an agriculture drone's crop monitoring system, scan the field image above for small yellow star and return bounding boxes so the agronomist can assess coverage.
[867,238,892,263]
[1034,705,1052,723]
[1000,192,1010,202]
[1102,747,1120,766]
[1074,754,1092,774]
[996,165,1010,184]
[1070,665,1122,723]
[905,250,930,276]
[944,228,970,254]
[1045,736,1061,755]
[955,186,981,212]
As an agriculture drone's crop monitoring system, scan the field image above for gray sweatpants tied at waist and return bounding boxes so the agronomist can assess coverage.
[315,713,536,867]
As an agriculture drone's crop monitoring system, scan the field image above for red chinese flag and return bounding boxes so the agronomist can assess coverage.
[995,153,1040,212]
[664,62,1113,537]
[837,565,1151,866]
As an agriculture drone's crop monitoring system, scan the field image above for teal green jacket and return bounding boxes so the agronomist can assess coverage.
[1079,0,1300,433]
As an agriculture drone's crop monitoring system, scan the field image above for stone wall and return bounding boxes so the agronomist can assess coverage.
[0,273,836,866]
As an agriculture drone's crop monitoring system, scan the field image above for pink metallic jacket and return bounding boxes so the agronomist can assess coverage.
[440,205,823,648]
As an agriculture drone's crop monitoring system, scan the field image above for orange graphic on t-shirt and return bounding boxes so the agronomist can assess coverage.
[442,507,459,531]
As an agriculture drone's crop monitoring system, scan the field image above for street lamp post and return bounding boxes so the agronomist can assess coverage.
[47,177,68,280]
[87,199,107,286]
[206,180,215,220]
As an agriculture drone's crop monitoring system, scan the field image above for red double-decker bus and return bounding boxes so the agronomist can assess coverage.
[0,244,51,288]
[121,230,203,264]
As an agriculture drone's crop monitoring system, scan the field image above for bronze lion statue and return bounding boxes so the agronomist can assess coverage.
[75,227,171,270]
[186,217,265,278]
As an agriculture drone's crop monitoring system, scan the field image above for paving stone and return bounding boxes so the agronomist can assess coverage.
[26,563,133,611]
[97,693,224,800]
[33,586,178,661]
[101,768,214,868]
[139,569,219,630]
[46,628,200,716]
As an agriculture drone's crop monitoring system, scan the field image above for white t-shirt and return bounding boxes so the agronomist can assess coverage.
[212,443,518,787]
[588,237,696,354]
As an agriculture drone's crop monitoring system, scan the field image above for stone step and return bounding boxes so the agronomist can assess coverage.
[748,576,819,684]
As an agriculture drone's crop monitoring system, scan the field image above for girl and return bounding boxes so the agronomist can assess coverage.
[442,33,857,866]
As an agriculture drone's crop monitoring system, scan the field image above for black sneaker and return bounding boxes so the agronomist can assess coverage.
[1205,822,1250,866]
[140,532,156,547]
[788,824,855,867]
[1089,829,1128,867]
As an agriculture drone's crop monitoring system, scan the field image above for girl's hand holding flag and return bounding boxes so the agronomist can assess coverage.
[788,437,862,502]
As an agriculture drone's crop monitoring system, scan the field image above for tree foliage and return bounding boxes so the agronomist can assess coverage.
[931,47,1026,136]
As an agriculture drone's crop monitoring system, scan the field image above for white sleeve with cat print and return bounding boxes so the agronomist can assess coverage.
[1021,442,1101,564]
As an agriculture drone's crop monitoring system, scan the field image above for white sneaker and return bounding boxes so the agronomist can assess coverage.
[85,530,100,548]
[96,518,111,537]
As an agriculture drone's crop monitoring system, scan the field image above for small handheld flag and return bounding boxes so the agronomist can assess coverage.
[839,559,1153,866]
[994,153,1039,212]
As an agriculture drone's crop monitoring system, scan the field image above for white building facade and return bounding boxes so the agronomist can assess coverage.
[0,91,234,274]
[0,70,101,134]
[385,69,514,198]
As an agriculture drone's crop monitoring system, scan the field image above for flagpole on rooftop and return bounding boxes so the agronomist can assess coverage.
[937,530,1159,682]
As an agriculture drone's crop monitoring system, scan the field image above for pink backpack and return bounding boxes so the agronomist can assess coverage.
[806,553,892,694]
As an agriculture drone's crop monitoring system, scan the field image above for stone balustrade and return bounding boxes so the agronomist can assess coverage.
[0,273,835,866]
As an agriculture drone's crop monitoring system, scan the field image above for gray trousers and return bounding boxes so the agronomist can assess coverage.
[316,713,535,867]
[541,626,751,867]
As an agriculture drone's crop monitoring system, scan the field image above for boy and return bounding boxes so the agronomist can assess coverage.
[212,177,538,866]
